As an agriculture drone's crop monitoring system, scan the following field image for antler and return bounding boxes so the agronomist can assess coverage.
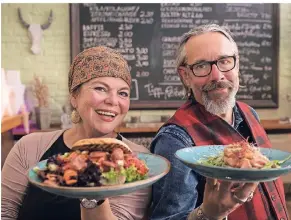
[41,10,53,30]
[18,8,30,28]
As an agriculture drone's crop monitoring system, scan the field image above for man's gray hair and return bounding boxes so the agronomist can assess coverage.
[176,24,239,95]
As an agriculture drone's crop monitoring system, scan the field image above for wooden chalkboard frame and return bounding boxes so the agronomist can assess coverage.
[70,3,279,110]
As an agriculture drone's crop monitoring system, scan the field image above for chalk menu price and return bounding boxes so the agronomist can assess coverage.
[77,3,278,108]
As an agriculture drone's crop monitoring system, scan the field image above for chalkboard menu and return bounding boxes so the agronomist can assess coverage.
[70,3,279,109]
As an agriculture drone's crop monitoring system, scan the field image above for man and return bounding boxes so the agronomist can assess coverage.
[150,24,289,220]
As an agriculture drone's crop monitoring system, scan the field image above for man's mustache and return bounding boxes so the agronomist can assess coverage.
[202,81,234,92]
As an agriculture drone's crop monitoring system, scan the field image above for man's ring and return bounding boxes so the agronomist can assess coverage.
[232,191,254,204]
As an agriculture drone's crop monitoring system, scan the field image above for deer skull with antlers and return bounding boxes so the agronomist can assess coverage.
[18,8,53,54]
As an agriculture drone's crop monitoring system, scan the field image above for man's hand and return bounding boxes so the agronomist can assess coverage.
[201,178,258,219]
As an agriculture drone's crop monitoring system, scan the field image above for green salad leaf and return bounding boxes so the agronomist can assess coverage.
[262,161,281,169]
[101,168,126,184]
[124,165,147,182]
[101,166,147,184]
[199,153,226,167]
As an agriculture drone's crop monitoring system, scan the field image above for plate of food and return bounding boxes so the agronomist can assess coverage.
[175,140,291,182]
[28,138,170,199]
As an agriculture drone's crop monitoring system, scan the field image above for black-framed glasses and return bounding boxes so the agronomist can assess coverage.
[185,55,237,77]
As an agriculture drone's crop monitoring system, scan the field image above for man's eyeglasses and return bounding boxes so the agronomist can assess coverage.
[184,55,237,77]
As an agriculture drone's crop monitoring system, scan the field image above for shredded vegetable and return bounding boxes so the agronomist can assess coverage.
[199,153,227,167]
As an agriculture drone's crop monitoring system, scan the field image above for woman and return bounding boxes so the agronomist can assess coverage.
[1,46,151,220]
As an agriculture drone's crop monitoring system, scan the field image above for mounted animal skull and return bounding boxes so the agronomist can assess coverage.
[18,8,53,54]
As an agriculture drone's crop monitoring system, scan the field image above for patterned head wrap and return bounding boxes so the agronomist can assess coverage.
[68,46,131,93]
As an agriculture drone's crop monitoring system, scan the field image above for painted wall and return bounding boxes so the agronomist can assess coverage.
[2,3,291,124]
[2,3,70,123]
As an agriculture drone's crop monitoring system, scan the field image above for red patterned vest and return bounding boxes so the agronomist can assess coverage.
[166,100,289,220]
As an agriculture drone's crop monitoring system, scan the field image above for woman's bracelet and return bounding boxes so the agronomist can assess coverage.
[187,205,228,220]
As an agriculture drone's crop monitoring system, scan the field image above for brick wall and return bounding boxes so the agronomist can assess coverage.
[2,3,291,124]
[2,3,70,123]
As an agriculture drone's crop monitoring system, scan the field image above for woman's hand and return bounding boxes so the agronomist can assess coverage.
[81,199,117,220]
[201,178,258,219]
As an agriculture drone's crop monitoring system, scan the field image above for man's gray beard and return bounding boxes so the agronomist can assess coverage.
[201,90,236,115]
